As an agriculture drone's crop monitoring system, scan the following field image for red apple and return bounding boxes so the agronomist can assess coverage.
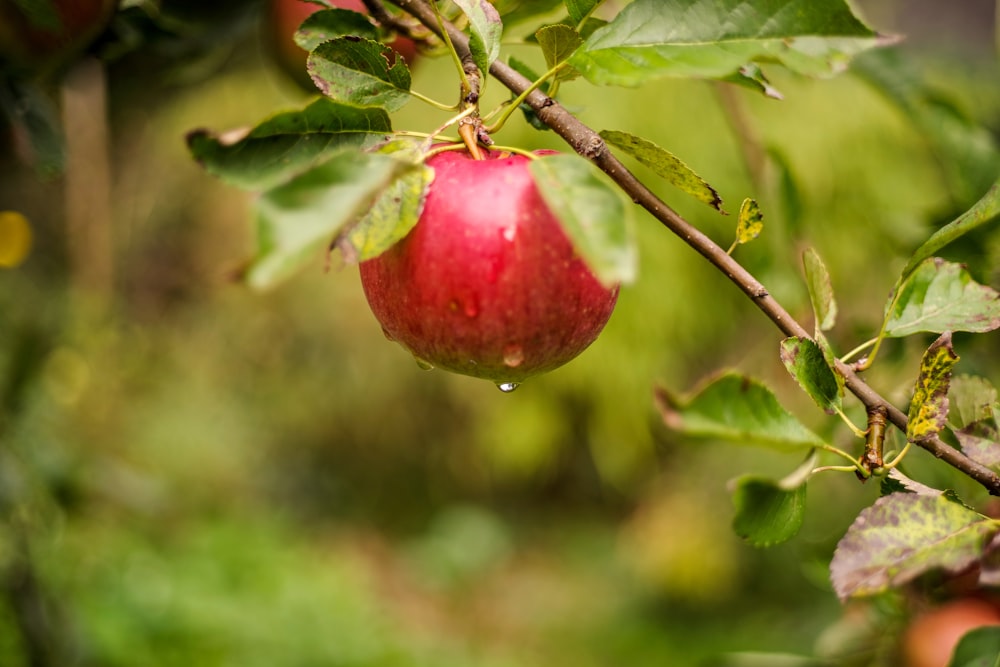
[265,0,418,90]
[0,0,116,77]
[359,148,619,388]
[901,598,1000,667]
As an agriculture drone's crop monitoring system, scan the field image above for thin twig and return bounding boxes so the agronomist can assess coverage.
[385,0,1000,496]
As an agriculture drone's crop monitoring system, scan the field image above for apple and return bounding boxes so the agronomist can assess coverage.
[901,597,1000,667]
[359,148,619,389]
[264,0,418,90]
[0,0,116,77]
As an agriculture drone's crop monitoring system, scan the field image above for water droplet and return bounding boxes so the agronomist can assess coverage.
[413,356,434,371]
[502,344,524,368]
[501,227,516,242]
[496,382,520,393]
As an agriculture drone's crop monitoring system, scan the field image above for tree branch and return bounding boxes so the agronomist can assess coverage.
[385,0,1000,496]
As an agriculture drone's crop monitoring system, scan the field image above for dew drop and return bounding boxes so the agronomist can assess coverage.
[501,227,516,242]
[496,382,520,393]
[413,356,434,371]
[502,344,524,368]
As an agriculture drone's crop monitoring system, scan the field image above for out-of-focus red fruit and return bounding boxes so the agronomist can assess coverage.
[0,0,116,77]
[901,598,1000,667]
[359,148,619,389]
[265,0,418,90]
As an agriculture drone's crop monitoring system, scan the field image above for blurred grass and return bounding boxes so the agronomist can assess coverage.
[1,1,999,665]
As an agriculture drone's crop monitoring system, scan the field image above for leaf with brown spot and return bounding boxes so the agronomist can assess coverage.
[906,332,959,442]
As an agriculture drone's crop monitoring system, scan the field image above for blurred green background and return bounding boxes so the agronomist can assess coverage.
[1,0,999,665]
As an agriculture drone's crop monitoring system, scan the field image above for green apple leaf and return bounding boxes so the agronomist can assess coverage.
[884,259,1000,338]
[950,375,999,430]
[900,175,1000,281]
[654,372,826,451]
[815,331,845,398]
[452,0,503,75]
[955,429,1000,470]
[830,492,999,601]
[565,0,604,25]
[494,0,564,28]
[731,478,807,547]
[802,247,838,332]
[569,0,892,88]
[536,24,583,81]
[948,626,1000,667]
[721,64,784,100]
[529,153,636,287]
[735,198,763,246]
[340,141,432,262]
[780,337,842,415]
[599,130,723,212]
[186,98,392,191]
[294,8,379,53]
[308,37,412,111]
[907,332,959,443]
[245,151,412,290]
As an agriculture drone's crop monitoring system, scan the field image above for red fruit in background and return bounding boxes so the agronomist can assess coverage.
[901,598,1000,667]
[359,148,619,388]
[0,0,116,77]
[265,0,417,90]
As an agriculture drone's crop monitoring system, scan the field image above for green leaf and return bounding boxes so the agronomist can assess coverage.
[245,151,412,289]
[293,8,379,53]
[721,64,784,100]
[780,337,842,415]
[731,477,807,547]
[452,0,503,75]
[307,37,412,111]
[907,332,959,442]
[900,175,1000,280]
[884,259,1000,338]
[0,78,64,177]
[535,24,583,81]
[735,198,763,245]
[569,0,892,88]
[950,375,999,430]
[802,248,837,332]
[494,0,564,28]
[830,492,999,600]
[186,98,392,191]
[564,0,603,25]
[599,130,723,212]
[948,626,1000,667]
[340,141,433,262]
[508,57,551,131]
[654,372,826,451]
[529,153,636,287]
[815,331,845,397]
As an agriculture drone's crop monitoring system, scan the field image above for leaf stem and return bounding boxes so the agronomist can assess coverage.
[833,406,868,439]
[841,337,878,364]
[409,89,459,110]
[484,63,565,135]
[420,105,477,153]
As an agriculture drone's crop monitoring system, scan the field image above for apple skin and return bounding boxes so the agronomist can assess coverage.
[359,148,620,384]
[265,0,418,90]
[901,598,1000,667]
[0,0,116,77]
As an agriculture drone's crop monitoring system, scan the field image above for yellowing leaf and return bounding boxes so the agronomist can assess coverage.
[735,198,763,246]
[907,332,959,442]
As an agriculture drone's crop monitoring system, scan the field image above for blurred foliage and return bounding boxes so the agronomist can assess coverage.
[1,0,999,665]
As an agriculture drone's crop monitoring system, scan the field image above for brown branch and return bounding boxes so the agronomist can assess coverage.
[385,0,1000,496]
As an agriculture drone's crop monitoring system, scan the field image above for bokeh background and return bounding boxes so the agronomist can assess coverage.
[1,0,999,664]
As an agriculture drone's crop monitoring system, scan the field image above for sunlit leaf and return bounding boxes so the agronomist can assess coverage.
[453,0,503,74]
[884,259,1000,338]
[830,492,998,600]
[599,130,723,212]
[294,8,379,53]
[735,198,763,245]
[802,247,837,332]
[569,0,893,88]
[780,337,842,415]
[906,332,959,442]
[565,0,603,25]
[948,626,1000,667]
[308,37,411,110]
[654,373,825,451]
[245,151,412,289]
[529,153,636,287]
[340,142,433,262]
[186,98,392,191]
[536,24,583,81]
[731,477,807,547]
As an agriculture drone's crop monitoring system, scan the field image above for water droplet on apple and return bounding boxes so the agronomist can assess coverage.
[501,227,516,242]
[502,344,524,368]
[413,356,434,371]
[496,382,520,393]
